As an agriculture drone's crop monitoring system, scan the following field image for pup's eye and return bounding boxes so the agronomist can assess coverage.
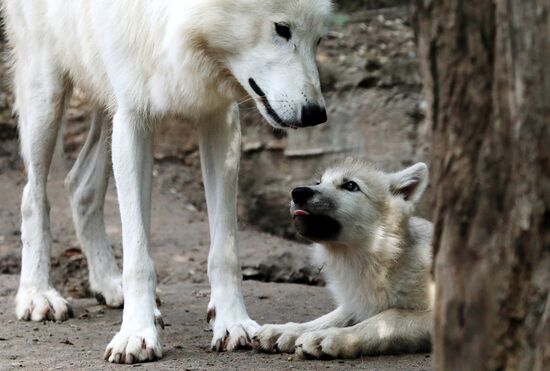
[275,23,292,40]
[342,181,360,192]
[315,180,321,185]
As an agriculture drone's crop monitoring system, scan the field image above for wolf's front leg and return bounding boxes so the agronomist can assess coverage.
[104,110,162,364]
[295,309,432,359]
[199,105,259,351]
[14,59,73,323]
[253,307,353,353]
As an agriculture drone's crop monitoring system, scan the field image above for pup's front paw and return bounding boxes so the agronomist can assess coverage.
[295,329,361,359]
[15,287,73,322]
[208,306,260,351]
[92,275,123,308]
[253,323,304,353]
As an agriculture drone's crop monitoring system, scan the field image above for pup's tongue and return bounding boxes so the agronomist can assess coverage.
[293,210,310,216]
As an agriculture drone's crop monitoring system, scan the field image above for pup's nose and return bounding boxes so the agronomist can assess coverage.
[292,187,315,205]
[301,104,327,127]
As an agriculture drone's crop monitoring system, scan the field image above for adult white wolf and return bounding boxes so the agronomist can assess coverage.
[1,0,331,363]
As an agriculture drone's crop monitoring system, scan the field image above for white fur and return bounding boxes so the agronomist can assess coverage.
[2,0,331,364]
[254,161,434,359]
[65,110,123,307]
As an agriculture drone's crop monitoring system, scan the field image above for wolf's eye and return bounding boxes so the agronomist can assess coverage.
[315,180,321,185]
[275,23,292,41]
[342,181,360,192]
[317,38,322,46]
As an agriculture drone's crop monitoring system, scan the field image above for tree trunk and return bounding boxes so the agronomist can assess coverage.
[415,1,550,370]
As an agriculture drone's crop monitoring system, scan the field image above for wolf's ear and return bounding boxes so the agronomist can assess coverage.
[389,163,429,204]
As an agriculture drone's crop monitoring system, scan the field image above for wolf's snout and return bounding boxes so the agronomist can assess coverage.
[292,187,315,205]
[301,104,327,127]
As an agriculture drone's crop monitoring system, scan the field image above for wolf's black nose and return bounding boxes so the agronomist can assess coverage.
[301,104,327,127]
[292,187,315,205]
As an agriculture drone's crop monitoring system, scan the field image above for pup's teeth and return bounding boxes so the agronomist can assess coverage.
[293,210,310,216]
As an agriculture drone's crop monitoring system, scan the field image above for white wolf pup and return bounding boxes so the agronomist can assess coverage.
[2,0,331,363]
[254,159,434,359]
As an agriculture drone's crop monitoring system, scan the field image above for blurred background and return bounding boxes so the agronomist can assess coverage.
[0,0,431,292]
[0,0,430,307]
[0,0,429,241]
[0,3,436,368]
[0,1,546,369]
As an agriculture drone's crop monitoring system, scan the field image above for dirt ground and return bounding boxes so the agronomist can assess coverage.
[0,153,432,370]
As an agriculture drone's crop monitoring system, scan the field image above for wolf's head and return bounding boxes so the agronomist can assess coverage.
[208,0,332,129]
[290,159,429,244]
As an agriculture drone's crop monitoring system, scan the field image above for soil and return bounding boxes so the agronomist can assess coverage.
[0,151,431,370]
[0,278,431,371]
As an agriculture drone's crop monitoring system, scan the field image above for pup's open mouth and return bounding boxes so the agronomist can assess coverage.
[248,78,297,129]
[291,209,341,241]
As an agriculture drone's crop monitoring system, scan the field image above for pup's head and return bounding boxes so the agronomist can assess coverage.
[290,159,429,244]
[219,0,332,129]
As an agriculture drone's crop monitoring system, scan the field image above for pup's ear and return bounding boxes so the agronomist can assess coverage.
[389,163,429,204]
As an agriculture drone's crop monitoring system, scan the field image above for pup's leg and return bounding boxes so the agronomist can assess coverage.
[199,105,259,351]
[254,306,353,353]
[14,58,73,322]
[104,110,162,364]
[65,109,123,308]
[295,309,432,359]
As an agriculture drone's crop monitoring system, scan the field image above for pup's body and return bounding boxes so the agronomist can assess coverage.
[255,159,434,359]
[2,0,331,363]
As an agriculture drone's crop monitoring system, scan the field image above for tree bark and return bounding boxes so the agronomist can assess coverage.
[415,0,550,370]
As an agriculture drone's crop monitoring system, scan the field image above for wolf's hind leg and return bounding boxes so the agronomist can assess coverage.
[65,109,123,307]
[15,56,73,322]
[295,309,432,359]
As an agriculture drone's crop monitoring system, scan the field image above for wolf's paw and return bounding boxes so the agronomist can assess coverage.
[208,306,259,352]
[15,288,73,322]
[253,323,304,353]
[104,325,162,364]
[93,275,123,308]
[295,329,361,359]
[211,319,260,352]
